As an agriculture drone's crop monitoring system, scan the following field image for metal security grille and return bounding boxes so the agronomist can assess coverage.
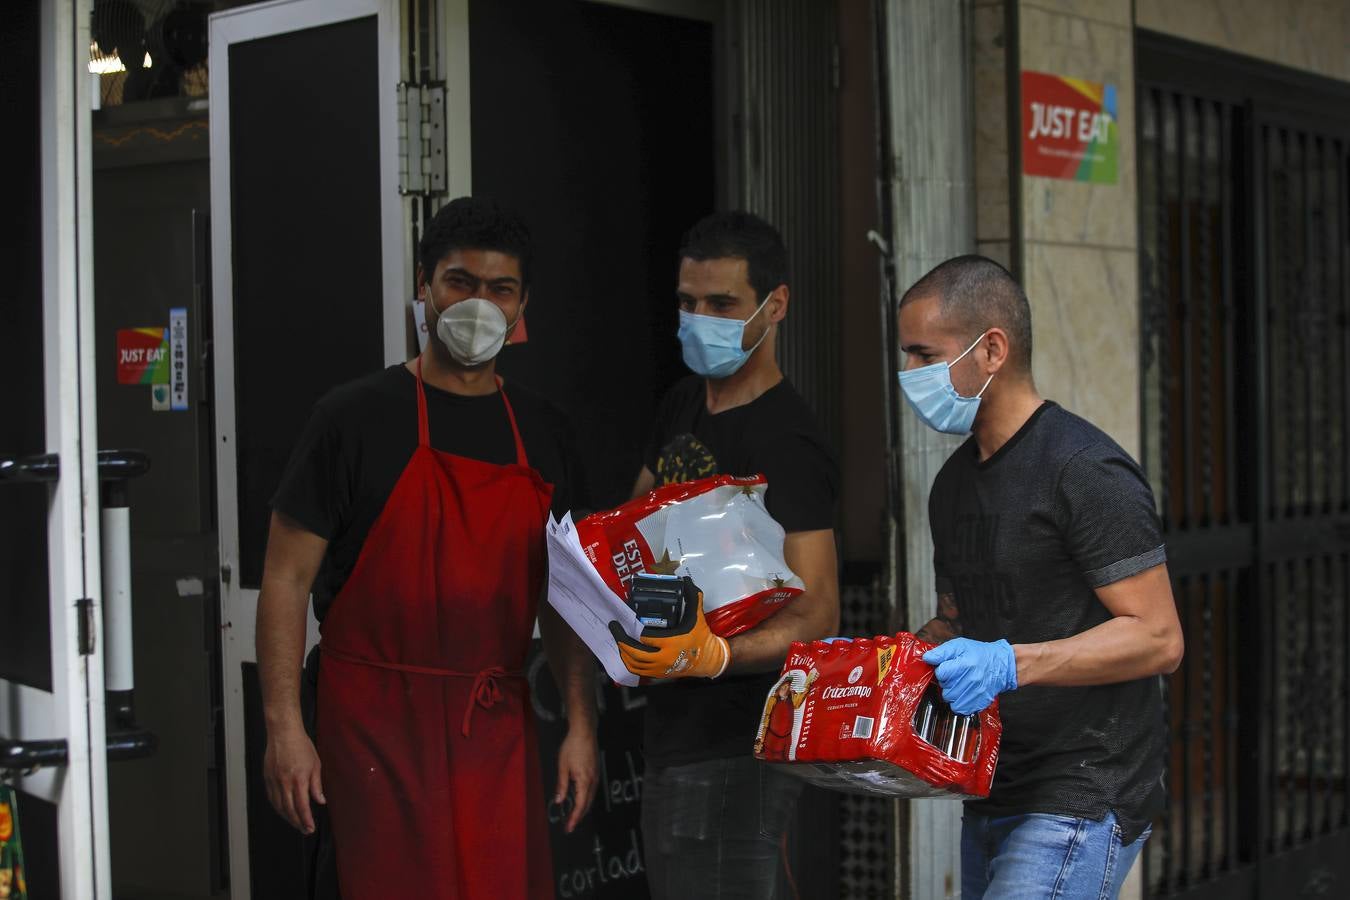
[838,580,897,899]
[1138,34,1350,899]
[733,0,842,445]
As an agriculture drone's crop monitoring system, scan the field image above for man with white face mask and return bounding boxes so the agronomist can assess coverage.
[623,211,840,900]
[256,197,598,898]
[897,255,1184,900]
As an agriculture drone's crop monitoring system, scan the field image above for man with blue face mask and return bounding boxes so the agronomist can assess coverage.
[622,211,840,899]
[897,255,1184,900]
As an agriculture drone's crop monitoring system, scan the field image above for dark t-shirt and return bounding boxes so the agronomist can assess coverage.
[929,402,1167,843]
[272,364,585,621]
[641,375,838,766]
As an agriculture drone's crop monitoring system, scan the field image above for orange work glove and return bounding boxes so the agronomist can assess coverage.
[608,589,730,680]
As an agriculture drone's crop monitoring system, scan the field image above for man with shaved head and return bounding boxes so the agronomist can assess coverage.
[897,255,1183,899]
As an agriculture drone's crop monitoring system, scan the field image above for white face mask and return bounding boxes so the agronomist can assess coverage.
[433,297,515,366]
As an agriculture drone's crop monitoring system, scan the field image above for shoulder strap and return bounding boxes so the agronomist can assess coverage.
[495,377,529,468]
[414,359,430,447]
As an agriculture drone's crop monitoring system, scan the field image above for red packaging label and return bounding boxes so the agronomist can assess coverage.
[754,634,1001,798]
[574,474,804,638]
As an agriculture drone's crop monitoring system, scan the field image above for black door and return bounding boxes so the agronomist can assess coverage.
[468,3,717,898]
[1137,32,1350,899]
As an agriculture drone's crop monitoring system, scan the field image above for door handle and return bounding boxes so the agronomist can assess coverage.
[0,450,151,485]
[0,730,160,774]
[0,453,59,483]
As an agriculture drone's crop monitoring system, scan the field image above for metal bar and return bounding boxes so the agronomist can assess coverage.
[1334,141,1348,514]
[1277,128,1295,520]
[1179,93,1197,529]
[1316,135,1332,517]
[1290,555,1301,847]
[1303,132,1317,517]
[1342,147,1350,514]
[1201,570,1216,876]
[1138,85,1155,490]
[1198,99,1216,527]
[1304,557,1315,839]
[1344,552,1350,829]
[1263,561,1278,855]
[0,452,60,483]
[1181,574,1194,881]
[1220,103,1239,525]
[1157,88,1174,531]
[1250,117,1275,860]
[1159,658,1175,892]
[1225,566,1240,870]
[1316,554,1332,835]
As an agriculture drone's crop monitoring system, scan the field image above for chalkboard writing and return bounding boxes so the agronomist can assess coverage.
[528,643,652,900]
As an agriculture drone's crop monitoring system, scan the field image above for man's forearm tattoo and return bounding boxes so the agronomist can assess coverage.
[914,593,962,643]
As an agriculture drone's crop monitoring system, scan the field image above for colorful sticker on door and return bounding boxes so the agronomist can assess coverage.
[1021,71,1118,184]
[116,327,170,385]
[169,307,188,409]
[0,785,28,900]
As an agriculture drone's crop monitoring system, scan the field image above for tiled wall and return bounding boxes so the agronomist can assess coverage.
[972,0,1013,269]
[1017,0,1141,456]
[971,0,1142,456]
[1136,0,1350,81]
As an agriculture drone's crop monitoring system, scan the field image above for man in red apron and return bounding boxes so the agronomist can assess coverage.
[255,198,598,898]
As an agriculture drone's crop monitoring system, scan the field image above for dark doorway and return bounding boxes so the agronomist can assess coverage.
[469,0,717,510]
[468,3,717,898]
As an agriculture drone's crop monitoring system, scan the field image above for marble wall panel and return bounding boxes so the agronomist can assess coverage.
[974,1,1011,243]
[1019,2,1137,249]
[1136,0,1350,81]
[1024,0,1130,27]
[977,239,1013,270]
[1023,240,1141,453]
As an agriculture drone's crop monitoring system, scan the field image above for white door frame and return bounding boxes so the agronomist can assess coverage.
[0,1,110,896]
[208,1,406,896]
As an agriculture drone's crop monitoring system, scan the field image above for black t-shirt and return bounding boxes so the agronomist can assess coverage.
[641,375,838,766]
[272,364,585,622]
[929,401,1167,843]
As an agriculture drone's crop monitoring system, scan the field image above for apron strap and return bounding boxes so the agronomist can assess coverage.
[321,644,522,737]
[414,363,528,468]
[495,377,530,469]
[414,358,430,447]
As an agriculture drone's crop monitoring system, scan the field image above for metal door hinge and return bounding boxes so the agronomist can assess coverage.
[398,82,447,196]
[77,597,95,656]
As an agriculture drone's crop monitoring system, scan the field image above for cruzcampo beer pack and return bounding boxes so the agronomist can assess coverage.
[753,633,1002,798]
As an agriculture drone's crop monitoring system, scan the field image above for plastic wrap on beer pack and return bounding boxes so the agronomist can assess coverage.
[753,633,1002,799]
[574,474,804,638]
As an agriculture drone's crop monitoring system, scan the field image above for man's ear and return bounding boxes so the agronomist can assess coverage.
[415,266,428,301]
[768,285,790,323]
[983,328,1011,374]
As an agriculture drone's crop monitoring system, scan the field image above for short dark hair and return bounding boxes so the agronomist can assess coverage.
[419,197,533,289]
[900,255,1033,371]
[678,211,789,298]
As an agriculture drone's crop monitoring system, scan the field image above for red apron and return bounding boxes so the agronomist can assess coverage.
[317,361,554,899]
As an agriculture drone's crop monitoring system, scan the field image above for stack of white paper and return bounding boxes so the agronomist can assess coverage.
[545,512,644,686]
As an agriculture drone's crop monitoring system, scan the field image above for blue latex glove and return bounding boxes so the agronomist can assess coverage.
[922,638,1018,716]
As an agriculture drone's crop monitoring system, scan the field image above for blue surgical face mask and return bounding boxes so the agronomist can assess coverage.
[897,332,995,435]
[677,293,772,379]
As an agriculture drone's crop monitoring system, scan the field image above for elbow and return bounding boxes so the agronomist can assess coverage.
[1157,628,1184,675]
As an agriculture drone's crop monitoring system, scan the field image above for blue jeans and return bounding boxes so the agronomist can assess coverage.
[641,756,803,900]
[961,812,1150,900]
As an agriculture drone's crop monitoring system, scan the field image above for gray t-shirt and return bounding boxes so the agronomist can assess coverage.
[929,402,1167,843]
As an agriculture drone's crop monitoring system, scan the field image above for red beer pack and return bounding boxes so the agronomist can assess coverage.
[753,633,1002,798]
